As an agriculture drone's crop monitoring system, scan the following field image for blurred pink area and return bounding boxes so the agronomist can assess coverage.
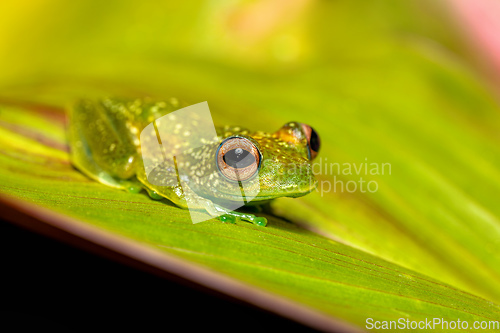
[447,0,500,84]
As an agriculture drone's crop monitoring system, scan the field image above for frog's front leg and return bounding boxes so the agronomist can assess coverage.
[172,184,267,226]
[139,175,267,226]
[135,156,268,226]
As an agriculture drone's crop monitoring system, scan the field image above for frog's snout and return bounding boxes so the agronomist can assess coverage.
[294,174,318,197]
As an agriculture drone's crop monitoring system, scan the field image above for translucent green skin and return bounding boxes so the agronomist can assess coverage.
[67,98,318,226]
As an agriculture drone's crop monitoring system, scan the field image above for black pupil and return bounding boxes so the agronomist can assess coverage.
[309,128,320,152]
[223,148,255,168]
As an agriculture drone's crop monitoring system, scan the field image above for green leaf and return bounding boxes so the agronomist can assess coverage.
[1,0,500,331]
[0,101,499,330]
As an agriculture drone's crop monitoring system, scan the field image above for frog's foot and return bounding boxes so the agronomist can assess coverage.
[168,182,268,227]
[217,214,237,224]
[216,211,267,227]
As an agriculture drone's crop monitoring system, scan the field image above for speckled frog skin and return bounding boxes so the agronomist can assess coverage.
[67,98,320,226]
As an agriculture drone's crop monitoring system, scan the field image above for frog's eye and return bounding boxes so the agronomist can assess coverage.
[216,137,261,181]
[301,124,320,160]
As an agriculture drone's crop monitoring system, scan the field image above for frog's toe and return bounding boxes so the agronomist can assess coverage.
[118,180,142,194]
[145,187,163,200]
[252,216,267,227]
[126,185,142,194]
[238,213,267,227]
[218,214,237,224]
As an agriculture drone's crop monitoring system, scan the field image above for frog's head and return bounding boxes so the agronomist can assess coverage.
[211,122,320,203]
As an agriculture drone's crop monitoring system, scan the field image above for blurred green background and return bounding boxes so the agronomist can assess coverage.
[1,0,500,330]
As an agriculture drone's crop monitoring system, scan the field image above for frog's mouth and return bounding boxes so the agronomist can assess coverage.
[253,189,315,200]
[207,178,318,204]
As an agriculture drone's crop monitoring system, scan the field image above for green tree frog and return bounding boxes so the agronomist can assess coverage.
[67,98,320,226]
